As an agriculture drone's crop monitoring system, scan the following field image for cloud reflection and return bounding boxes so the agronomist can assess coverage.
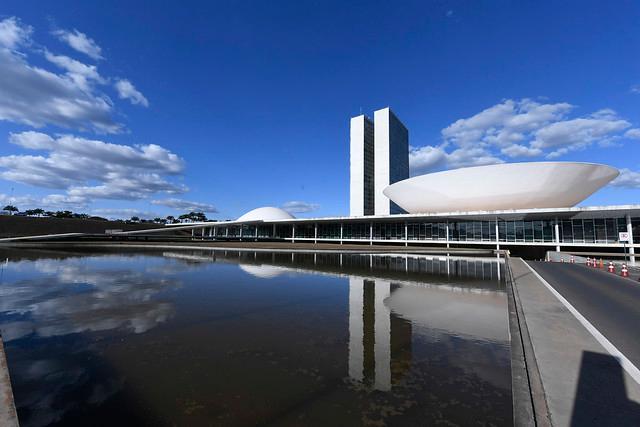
[0,257,180,341]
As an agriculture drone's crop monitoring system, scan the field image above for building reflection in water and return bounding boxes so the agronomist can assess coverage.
[348,277,412,391]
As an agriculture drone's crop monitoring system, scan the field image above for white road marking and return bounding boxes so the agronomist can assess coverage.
[523,261,640,385]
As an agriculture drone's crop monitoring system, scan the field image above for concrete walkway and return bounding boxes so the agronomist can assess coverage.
[0,335,18,426]
[510,258,640,426]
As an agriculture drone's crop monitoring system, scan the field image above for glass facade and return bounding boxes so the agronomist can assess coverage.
[211,216,639,245]
[318,223,341,239]
[373,222,405,240]
[387,111,409,215]
[363,118,375,216]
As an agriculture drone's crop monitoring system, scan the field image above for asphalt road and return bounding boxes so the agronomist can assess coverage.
[528,261,640,368]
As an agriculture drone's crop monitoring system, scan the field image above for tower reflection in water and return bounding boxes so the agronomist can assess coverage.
[348,277,412,391]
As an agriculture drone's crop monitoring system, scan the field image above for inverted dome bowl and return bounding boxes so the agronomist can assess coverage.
[383,162,619,214]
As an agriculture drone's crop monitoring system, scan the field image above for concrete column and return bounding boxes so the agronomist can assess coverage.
[239,225,243,241]
[272,223,276,239]
[209,227,213,238]
[292,224,296,243]
[340,223,343,244]
[554,219,561,252]
[404,221,408,247]
[446,222,450,249]
[495,219,500,251]
[225,227,229,238]
[201,227,205,240]
[191,228,194,239]
[627,214,636,266]
[314,222,318,244]
[369,222,373,245]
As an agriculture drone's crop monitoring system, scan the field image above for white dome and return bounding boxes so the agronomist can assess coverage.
[383,162,619,214]
[237,206,295,222]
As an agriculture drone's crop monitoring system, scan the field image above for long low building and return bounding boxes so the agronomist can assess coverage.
[171,205,639,263]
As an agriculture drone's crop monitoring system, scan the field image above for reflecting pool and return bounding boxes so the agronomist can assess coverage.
[0,248,512,426]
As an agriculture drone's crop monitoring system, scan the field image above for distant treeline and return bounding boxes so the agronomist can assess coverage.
[1,205,213,224]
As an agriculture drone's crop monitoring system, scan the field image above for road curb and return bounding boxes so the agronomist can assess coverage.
[506,258,551,427]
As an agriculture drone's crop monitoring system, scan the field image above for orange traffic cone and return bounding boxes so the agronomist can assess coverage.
[608,261,615,273]
[621,263,629,278]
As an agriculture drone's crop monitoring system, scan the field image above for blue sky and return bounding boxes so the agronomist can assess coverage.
[0,1,639,219]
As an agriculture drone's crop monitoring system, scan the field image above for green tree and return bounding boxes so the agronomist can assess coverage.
[190,211,207,222]
[3,205,18,214]
[54,210,73,218]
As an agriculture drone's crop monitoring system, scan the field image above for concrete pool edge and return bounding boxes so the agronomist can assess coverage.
[506,257,551,427]
[0,240,496,255]
[0,334,18,427]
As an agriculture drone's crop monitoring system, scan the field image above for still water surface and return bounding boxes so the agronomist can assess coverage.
[0,249,512,426]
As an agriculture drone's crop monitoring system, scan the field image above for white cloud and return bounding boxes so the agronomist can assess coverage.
[67,174,186,201]
[408,145,447,174]
[0,193,39,208]
[531,114,629,155]
[0,17,120,133]
[53,28,103,60]
[410,98,636,174]
[0,46,120,133]
[0,17,152,133]
[44,50,105,91]
[1,131,186,203]
[92,208,159,219]
[624,128,640,139]
[610,168,640,189]
[446,147,504,169]
[151,198,217,212]
[500,144,542,158]
[0,16,31,49]
[281,201,319,213]
[631,84,640,94]
[409,145,503,176]
[114,79,149,107]
[0,193,88,211]
[40,194,88,209]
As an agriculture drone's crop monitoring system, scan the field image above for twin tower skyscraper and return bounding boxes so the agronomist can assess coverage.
[350,107,409,216]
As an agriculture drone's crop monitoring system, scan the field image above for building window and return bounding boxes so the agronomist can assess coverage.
[632,218,640,243]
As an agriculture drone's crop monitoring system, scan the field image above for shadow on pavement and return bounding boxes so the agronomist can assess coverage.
[571,351,640,426]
